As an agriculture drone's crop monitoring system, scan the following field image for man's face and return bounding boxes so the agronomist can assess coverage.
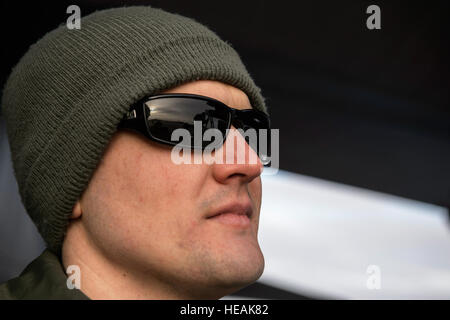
[73,80,265,298]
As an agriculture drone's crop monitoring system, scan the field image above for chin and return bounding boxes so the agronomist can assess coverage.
[214,251,265,294]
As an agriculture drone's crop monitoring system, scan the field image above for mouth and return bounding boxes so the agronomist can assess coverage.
[206,202,253,228]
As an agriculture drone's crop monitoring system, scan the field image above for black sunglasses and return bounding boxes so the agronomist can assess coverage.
[118,93,271,163]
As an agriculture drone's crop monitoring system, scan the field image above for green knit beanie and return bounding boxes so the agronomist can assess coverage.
[1,6,267,255]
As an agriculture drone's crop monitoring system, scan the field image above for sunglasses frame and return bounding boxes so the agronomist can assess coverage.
[118,93,270,152]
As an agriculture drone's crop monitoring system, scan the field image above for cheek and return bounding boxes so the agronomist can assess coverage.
[104,148,204,244]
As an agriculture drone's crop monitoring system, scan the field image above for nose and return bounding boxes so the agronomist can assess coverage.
[211,126,263,184]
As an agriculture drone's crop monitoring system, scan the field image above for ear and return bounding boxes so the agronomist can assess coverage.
[71,200,83,219]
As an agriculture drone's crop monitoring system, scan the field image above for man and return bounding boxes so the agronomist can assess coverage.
[0,6,269,299]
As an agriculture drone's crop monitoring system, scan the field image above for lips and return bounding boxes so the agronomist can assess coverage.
[206,202,253,220]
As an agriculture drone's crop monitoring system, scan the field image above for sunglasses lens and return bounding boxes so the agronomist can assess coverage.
[143,97,230,148]
[234,110,271,164]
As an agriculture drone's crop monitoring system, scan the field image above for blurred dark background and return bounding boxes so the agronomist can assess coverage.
[0,0,449,298]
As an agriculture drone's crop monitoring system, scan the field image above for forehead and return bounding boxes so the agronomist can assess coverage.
[160,80,252,111]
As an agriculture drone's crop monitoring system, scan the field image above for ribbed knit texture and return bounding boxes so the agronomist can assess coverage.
[0,6,267,255]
